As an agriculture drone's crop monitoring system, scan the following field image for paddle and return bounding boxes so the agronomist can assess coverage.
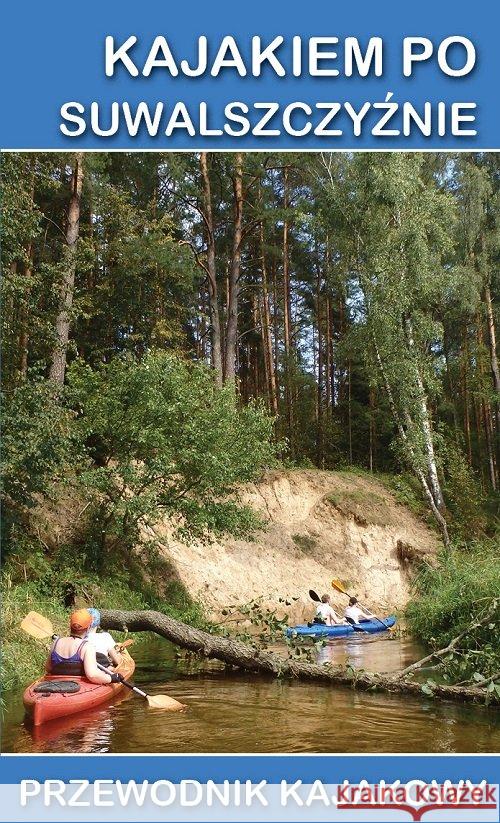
[331,579,392,631]
[116,639,134,650]
[308,589,368,632]
[95,663,185,711]
[20,611,53,640]
[20,611,186,712]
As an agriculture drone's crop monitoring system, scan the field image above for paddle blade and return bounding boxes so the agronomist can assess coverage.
[20,611,53,640]
[146,694,187,711]
[117,639,134,649]
[308,589,321,602]
[331,578,348,595]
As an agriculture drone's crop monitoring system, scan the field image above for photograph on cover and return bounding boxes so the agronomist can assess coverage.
[1,150,499,754]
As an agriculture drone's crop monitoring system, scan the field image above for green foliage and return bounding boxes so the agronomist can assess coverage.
[326,488,394,527]
[66,351,277,565]
[1,567,209,693]
[384,474,428,519]
[222,596,327,665]
[438,428,488,536]
[406,541,500,681]
[1,380,81,547]
[1,578,68,692]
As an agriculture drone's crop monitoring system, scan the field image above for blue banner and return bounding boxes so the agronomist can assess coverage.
[1,0,499,148]
[1,755,499,822]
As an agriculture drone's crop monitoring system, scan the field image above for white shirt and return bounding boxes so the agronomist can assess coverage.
[344,605,370,623]
[87,631,116,655]
[316,602,339,623]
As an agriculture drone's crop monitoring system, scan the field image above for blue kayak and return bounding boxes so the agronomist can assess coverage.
[286,615,396,638]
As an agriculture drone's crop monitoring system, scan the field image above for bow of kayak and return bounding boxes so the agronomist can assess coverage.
[286,615,397,638]
[23,649,135,727]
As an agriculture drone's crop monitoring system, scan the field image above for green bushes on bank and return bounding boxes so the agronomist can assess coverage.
[406,539,500,679]
[1,569,208,693]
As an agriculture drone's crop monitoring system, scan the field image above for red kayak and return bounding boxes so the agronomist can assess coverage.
[23,649,135,726]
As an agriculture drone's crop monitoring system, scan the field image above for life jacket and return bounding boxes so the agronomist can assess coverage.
[48,638,88,676]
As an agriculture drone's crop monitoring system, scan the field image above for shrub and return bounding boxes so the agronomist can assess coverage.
[406,539,500,679]
[67,351,279,565]
[1,379,81,551]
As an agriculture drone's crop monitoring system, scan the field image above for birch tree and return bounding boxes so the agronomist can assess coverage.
[317,153,456,543]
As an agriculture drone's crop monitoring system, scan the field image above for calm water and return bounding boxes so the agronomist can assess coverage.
[3,635,500,753]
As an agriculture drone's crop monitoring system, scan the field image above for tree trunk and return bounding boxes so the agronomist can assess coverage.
[100,609,498,705]
[224,153,244,385]
[482,400,498,491]
[18,245,33,379]
[461,330,473,465]
[404,314,446,511]
[347,360,353,464]
[484,282,500,438]
[272,260,280,413]
[477,316,498,490]
[199,152,223,388]
[18,161,36,380]
[371,330,450,547]
[316,253,324,465]
[259,222,278,416]
[282,167,294,451]
[325,295,332,414]
[49,152,84,385]
[369,386,376,472]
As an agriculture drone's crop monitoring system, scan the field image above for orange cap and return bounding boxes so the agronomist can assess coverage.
[70,609,92,633]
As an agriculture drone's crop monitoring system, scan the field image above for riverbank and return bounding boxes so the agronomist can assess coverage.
[145,468,438,621]
[1,573,207,692]
[3,468,498,698]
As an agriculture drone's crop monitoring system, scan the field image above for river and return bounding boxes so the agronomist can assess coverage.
[3,634,500,753]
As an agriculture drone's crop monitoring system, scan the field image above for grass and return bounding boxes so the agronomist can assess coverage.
[406,539,500,650]
[326,488,393,527]
[1,567,209,694]
[336,467,431,521]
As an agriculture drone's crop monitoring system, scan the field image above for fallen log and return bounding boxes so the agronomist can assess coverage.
[100,609,500,706]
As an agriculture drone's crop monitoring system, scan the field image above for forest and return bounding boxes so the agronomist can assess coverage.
[1,151,499,693]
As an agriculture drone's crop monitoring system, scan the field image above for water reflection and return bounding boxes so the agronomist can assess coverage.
[315,634,420,671]
[3,635,499,754]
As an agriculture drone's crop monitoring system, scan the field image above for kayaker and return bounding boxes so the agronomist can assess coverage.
[46,609,123,685]
[315,594,342,626]
[86,608,122,667]
[344,596,379,625]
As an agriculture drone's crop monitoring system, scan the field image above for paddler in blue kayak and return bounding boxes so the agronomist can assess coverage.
[344,596,381,626]
[314,594,342,626]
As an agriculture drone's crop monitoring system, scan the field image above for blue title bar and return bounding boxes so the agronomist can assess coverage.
[1,0,499,148]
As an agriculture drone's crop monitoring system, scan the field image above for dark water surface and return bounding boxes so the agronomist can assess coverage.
[3,635,500,753]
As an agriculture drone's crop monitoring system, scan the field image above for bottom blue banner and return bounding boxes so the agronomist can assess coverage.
[0,754,498,823]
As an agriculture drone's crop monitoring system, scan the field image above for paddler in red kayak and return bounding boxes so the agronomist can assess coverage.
[46,609,122,685]
[86,608,122,668]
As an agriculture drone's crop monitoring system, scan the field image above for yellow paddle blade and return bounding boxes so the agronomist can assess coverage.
[331,578,348,595]
[117,639,134,650]
[146,694,187,711]
[20,611,53,640]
